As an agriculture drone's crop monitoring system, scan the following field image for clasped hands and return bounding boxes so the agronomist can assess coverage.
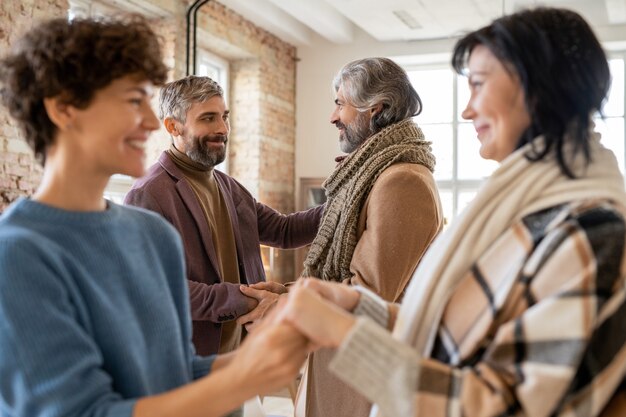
[220,279,360,399]
[238,278,360,350]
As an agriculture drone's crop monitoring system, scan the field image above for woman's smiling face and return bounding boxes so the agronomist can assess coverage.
[461,45,531,163]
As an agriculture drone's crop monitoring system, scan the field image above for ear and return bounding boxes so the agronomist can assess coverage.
[164,117,181,136]
[43,97,75,131]
[370,103,383,117]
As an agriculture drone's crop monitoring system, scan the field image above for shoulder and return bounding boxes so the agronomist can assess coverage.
[520,199,626,284]
[214,170,255,200]
[128,162,173,193]
[371,162,438,200]
[0,214,63,290]
[111,203,183,250]
[522,199,626,244]
[0,202,47,251]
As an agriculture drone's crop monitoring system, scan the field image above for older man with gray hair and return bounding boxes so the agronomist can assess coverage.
[259,57,443,417]
[125,75,323,361]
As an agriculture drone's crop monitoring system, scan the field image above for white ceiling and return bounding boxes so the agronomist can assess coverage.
[219,0,626,46]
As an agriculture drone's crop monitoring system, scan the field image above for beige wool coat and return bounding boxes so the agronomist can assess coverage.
[295,161,443,417]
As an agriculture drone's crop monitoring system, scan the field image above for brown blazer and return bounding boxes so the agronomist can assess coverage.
[297,162,443,417]
[125,152,323,355]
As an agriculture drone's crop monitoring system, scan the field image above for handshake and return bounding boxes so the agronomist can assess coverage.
[218,279,361,399]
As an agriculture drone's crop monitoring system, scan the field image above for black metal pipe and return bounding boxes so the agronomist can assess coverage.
[186,0,211,76]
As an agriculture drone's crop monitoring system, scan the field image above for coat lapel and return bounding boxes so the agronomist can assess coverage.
[158,152,222,281]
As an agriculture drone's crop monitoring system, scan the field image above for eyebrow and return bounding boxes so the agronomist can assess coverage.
[334,99,343,105]
[126,87,150,96]
[196,110,230,119]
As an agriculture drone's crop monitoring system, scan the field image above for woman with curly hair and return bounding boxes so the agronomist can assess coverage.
[0,16,307,417]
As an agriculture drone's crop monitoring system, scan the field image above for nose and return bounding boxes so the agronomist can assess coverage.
[330,107,339,125]
[461,99,474,121]
[216,116,229,135]
[143,104,160,131]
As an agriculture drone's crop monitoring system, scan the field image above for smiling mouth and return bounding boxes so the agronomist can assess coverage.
[205,139,227,146]
[475,126,489,137]
[127,140,146,151]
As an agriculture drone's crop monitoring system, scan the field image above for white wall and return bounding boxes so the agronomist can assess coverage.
[294,21,626,203]
[294,27,457,185]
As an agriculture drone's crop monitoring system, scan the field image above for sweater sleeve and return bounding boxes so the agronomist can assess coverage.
[345,164,441,302]
[330,205,626,417]
[0,239,136,417]
[352,286,390,328]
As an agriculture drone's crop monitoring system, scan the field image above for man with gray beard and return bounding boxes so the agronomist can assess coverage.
[125,76,324,362]
[244,57,444,417]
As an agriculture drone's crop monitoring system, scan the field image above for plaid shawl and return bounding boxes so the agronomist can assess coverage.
[328,134,626,417]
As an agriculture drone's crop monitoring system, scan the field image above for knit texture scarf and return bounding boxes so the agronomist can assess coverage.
[391,132,626,364]
[302,118,435,282]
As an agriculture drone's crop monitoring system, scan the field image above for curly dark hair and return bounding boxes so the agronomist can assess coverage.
[452,7,610,178]
[0,15,168,164]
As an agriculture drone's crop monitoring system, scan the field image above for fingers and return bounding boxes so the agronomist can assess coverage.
[247,281,288,294]
[274,285,356,348]
[236,310,258,326]
[235,323,308,396]
[294,278,360,311]
[244,321,259,332]
[239,285,265,300]
[236,290,280,326]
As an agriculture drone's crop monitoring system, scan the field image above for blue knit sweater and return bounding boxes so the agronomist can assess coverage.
[0,198,214,417]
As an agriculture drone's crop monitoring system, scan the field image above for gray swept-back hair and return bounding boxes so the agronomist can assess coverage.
[333,57,422,132]
[159,75,223,122]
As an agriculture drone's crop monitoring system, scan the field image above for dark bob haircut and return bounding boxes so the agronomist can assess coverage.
[0,15,168,165]
[452,7,610,178]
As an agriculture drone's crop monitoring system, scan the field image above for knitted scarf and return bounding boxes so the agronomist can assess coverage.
[301,118,435,282]
[391,132,626,365]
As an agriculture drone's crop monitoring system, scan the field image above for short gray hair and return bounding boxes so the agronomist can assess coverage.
[333,57,422,132]
[159,75,223,122]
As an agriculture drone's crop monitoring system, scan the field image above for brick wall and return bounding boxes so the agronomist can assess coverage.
[0,0,299,282]
[0,0,68,211]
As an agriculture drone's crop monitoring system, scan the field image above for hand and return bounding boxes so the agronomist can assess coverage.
[294,278,361,312]
[273,284,356,349]
[236,286,281,328]
[242,293,259,315]
[248,281,288,294]
[227,320,309,397]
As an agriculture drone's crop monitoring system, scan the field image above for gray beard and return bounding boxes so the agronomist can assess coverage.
[339,112,372,153]
[186,135,227,169]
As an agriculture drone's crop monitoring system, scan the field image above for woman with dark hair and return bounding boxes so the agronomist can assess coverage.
[0,16,307,417]
[271,7,626,417]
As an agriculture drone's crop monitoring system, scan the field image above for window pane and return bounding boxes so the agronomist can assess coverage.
[595,117,625,174]
[419,123,453,180]
[408,69,452,123]
[604,59,624,117]
[198,63,220,81]
[457,123,498,179]
[457,74,470,121]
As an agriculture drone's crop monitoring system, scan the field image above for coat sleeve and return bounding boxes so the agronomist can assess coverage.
[329,207,626,417]
[344,164,442,302]
[256,202,324,249]
[125,187,253,322]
